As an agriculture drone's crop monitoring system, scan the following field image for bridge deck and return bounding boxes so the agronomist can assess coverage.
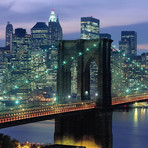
[0,93,148,126]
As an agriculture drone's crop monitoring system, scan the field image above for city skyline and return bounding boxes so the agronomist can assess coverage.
[0,0,148,54]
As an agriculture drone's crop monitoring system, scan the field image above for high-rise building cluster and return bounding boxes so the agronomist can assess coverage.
[0,9,62,101]
[112,31,148,97]
[0,12,147,101]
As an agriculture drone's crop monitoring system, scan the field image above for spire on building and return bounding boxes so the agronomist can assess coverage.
[49,9,57,22]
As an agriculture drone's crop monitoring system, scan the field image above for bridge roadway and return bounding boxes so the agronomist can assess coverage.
[0,93,148,126]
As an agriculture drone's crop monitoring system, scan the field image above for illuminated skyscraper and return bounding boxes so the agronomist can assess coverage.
[48,9,62,46]
[81,17,100,39]
[119,31,137,57]
[29,10,63,96]
[48,9,63,93]
[10,28,31,99]
[5,22,13,47]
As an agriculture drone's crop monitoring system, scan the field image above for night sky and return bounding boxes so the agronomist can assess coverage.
[0,0,148,54]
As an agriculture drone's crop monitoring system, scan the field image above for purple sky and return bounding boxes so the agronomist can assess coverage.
[0,0,148,54]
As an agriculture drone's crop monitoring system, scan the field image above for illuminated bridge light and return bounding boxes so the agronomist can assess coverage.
[71,57,74,60]
[45,70,49,74]
[25,80,29,83]
[79,52,82,56]
[54,66,58,69]
[35,75,39,78]
[14,85,18,89]
[93,44,97,47]
[86,48,90,51]
[15,100,19,104]
[126,89,130,93]
[63,61,66,65]
[3,91,6,94]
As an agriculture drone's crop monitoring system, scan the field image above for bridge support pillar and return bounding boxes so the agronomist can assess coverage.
[54,109,112,148]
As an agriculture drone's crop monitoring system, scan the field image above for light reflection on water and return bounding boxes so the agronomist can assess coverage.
[113,108,148,148]
[0,108,148,148]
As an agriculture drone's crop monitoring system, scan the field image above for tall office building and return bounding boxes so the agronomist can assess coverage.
[5,22,13,48]
[119,31,137,57]
[31,22,49,51]
[10,28,31,99]
[81,17,100,39]
[48,9,63,93]
[48,9,63,46]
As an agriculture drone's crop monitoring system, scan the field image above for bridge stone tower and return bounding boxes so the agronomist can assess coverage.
[57,39,112,107]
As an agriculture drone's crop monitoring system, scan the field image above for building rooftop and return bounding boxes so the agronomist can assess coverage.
[32,22,48,29]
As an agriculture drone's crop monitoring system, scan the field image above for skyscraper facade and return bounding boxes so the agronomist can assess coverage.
[48,9,63,93]
[48,9,62,46]
[31,22,49,51]
[10,28,31,99]
[119,31,137,57]
[5,22,13,47]
[81,17,100,39]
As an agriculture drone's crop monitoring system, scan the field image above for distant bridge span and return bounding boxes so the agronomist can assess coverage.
[112,93,148,105]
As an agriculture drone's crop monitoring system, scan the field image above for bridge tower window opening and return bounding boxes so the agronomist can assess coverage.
[70,60,78,100]
[90,60,98,100]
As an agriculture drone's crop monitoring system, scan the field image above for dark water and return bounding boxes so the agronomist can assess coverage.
[0,108,148,147]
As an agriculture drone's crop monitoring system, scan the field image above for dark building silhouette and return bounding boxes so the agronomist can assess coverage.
[119,31,137,57]
[31,22,49,51]
[5,22,13,48]
[100,33,111,39]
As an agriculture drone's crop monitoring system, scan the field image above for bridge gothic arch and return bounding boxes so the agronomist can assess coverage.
[57,39,112,107]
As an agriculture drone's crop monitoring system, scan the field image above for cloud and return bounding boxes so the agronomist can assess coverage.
[138,44,148,50]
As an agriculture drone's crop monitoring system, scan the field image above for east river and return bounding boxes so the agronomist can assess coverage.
[0,108,148,148]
